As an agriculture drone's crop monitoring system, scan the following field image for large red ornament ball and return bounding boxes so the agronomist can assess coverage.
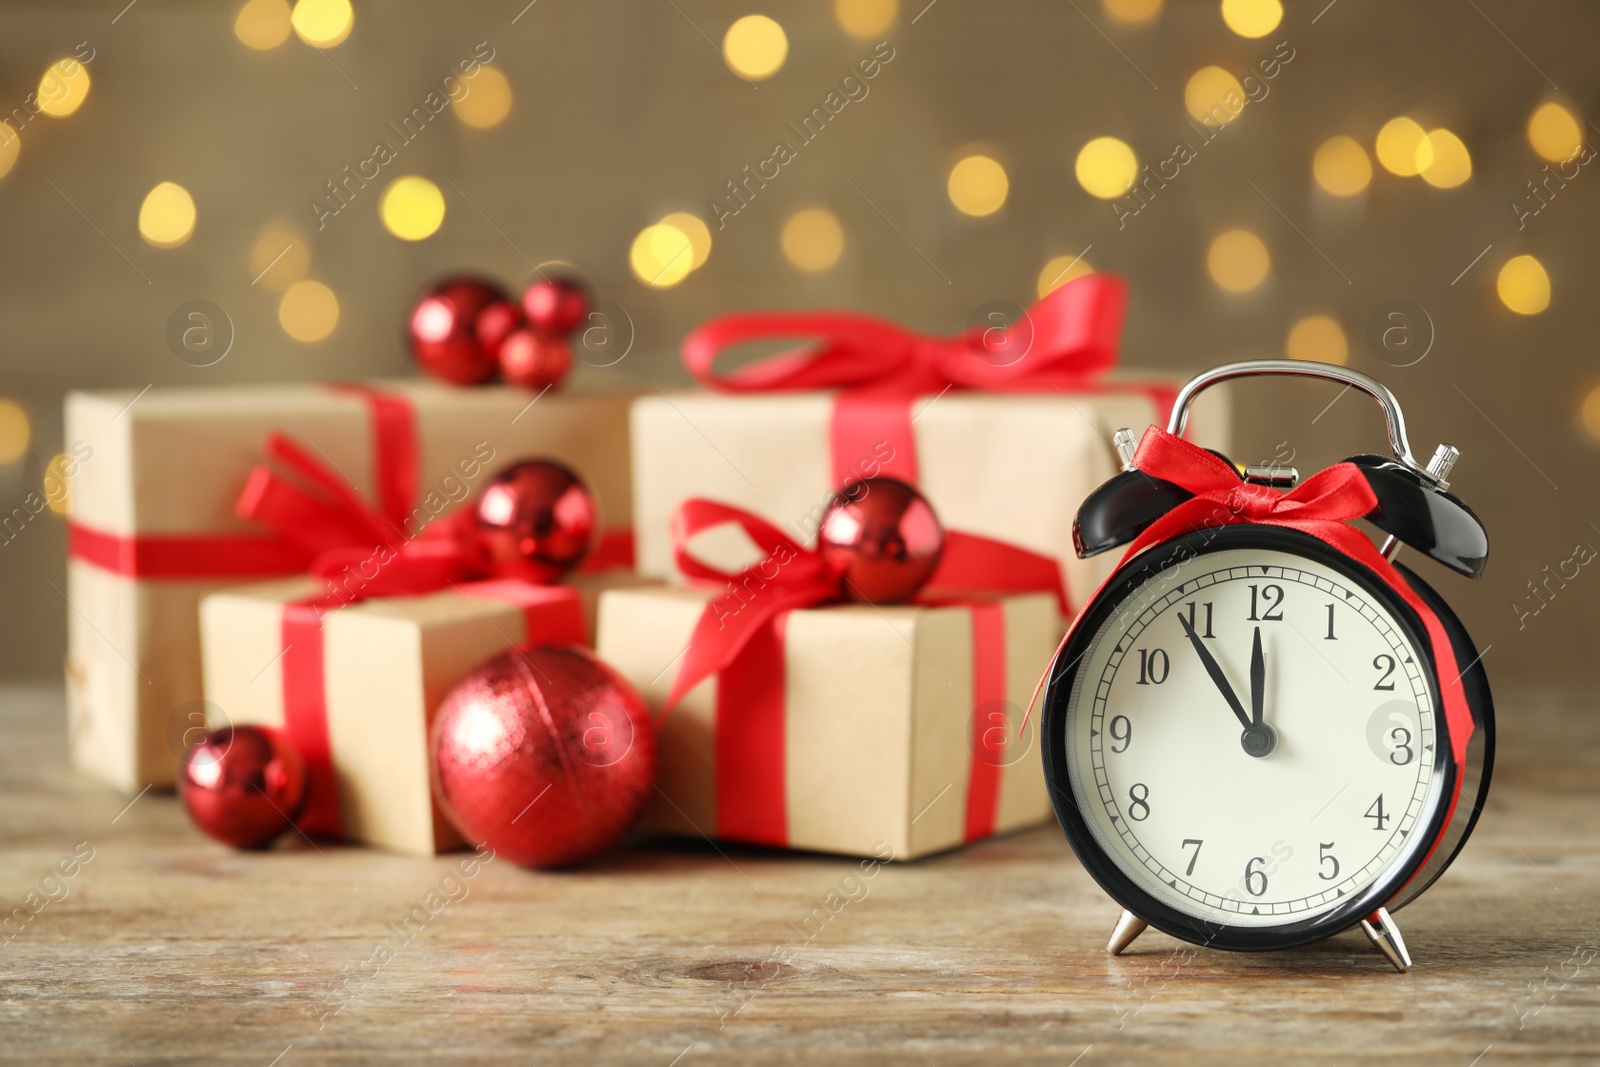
[179,726,308,849]
[474,459,597,582]
[431,644,655,868]
[522,277,590,336]
[497,328,573,391]
[409,276,511,385]
[818,477,945,603]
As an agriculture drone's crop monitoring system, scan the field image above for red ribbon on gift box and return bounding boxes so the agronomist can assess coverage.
[681,274,1177,486]
[665,498,1066,848]
[65,383,635,581]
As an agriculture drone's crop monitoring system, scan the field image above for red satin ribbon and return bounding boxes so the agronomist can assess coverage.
[667,498,1061,848]
[681,274,1183,488]
[1026,427,1474,808]
[283,581,586,839]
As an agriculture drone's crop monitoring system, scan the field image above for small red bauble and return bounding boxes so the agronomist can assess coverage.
[522,277,590,336]
[431,644,656,868]
[474,299,525,359]
[474,459,597,582]
[179,725,308,849]
[818,477,945,603]
[497,328,573,391]
[410,277,510,385]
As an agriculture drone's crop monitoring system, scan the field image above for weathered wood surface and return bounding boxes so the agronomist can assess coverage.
[1,683,1596,1065]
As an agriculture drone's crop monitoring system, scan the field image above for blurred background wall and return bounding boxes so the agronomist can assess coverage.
[1,0,1596,690]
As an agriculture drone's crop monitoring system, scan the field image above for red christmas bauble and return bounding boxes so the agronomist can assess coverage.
[431,644,655,868]
[474,459,596,582]
[522,277,590,336]
[474,299,525,359]
[497,328,573,391]
[410,277,510,385]
[179,726,308,849]
[818,477,945,603]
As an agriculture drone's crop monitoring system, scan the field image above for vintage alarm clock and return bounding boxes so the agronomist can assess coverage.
[1039,360,1492,972]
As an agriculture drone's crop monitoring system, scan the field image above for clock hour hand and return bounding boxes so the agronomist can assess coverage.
[1177,613,1251,730]
[1250,625,1264,728]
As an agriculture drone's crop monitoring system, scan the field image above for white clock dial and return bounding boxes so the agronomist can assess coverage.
[1064,546,1440,928]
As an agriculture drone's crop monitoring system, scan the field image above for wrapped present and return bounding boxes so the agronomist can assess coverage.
[202,577,596,856]
[65,380,634,793]
[596,498,1061,860]
[630,275,1230,609]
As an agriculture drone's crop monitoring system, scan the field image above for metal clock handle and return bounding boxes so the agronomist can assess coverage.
[1162,359,1461,491]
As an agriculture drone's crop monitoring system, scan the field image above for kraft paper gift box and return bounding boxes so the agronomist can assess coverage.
[596,586,1059,860]
[631,273,1230,608]
[65,380,634,793]
[199,571,649,856]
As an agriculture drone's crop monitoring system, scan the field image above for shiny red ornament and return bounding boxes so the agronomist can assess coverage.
[474,459,596,582]
[410,277,510,385]
[497,328,573,391]
[522,277,590,336]
[818,476,945,603]
[431,644,656,868]
[474,299,525,359]
[179,725,308,849]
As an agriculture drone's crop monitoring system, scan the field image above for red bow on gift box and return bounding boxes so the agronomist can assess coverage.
[665,498,1068,709]
[234,432,485,605]
[683,273,1126,395]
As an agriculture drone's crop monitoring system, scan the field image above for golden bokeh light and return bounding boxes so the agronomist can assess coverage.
[291,0,353,48]
[1419,129,1472,189]
[1375,117,1432,177]
[455,66,513,129]
[234,0,293,50]
[1220,0,1281,37]
[1496,254,1550,315]
[138,182,197,248]
[37,59,91,118]
[1580,384,1600,442]
[1312,135,1372,196]
[279,280,340,342]
[1286,314,1348,365]
[630,223,695,288]
[781,208,846,272]
[947,154,1009,217]
[833,0,897,39]
[44,453,73,516]
[1102,0,1164,26]
[249,224,311,290]
[660,212,712,269]
[1185,66,1244,126]
[1207,229,1270,292]
[379,176,445,240]
[1527,101,1583,163]
[1037,254,1095,299]
[0,128,18,182]
[724,15,788,81]
[1076,137,1138,199]
[0,400,30,465]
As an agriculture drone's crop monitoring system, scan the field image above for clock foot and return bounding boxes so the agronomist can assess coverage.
[1359,907,1412,973]
[1106,910,1148,956]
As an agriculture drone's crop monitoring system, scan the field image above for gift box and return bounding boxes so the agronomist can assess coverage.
[596,586,1060,860]
[65,380,634,793]
[199,571,650,856]
[630,276,1230,609]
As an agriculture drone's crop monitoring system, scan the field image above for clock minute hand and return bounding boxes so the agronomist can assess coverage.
[1250,626,1265,728]
[1177,613,1252,730]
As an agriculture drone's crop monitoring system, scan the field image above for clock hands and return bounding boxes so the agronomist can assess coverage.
[1175,614,1276,758]
[1244,626,1278,757]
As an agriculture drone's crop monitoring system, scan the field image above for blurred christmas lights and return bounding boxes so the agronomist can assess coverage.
[782,208,846,271]
[724,15,788,80]
[1207,229,1269,292]
[139,182,197,248]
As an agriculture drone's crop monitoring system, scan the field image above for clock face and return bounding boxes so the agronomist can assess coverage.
[1056,532,1447,937]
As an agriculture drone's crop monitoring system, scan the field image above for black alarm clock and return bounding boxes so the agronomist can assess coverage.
[1040,360,1492,972]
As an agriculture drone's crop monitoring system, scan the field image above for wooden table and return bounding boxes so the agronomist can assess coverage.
[3,683,1596,1065]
